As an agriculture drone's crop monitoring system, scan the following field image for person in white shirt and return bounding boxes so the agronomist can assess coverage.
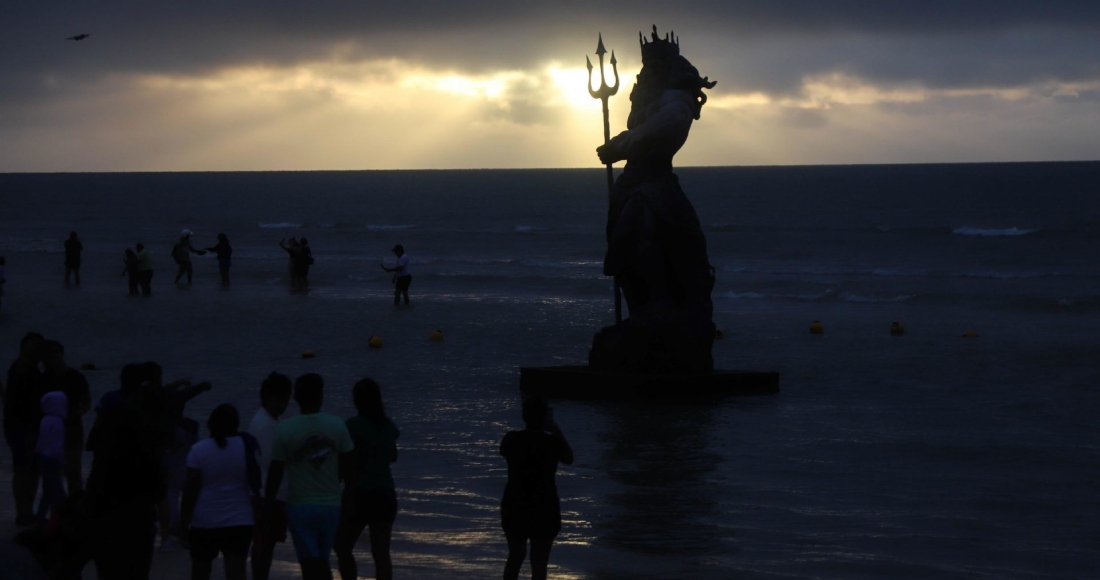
[381,244,412,306]
[247,372,293,580]
[180,404,258,580]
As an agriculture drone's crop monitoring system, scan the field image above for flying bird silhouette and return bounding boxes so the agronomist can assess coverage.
[67,34,90,41]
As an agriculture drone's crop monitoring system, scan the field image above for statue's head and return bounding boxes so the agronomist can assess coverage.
[630,26,717,124]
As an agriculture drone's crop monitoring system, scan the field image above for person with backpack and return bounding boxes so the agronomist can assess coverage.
[180,404,261,580]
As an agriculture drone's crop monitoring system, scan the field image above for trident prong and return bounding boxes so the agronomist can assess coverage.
[587,33,619,100]
[587,33,623,323]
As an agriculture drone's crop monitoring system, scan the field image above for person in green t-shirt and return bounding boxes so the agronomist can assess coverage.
[264,373,354,580]
[333,378,399,580]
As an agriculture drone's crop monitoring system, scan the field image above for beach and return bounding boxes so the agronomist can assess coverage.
[1,165,1099,579]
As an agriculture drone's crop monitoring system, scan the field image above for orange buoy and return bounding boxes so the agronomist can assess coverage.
[429,329,444,342]
[890,322,905,336]
[809,321,824,335]
[368,336,384,349]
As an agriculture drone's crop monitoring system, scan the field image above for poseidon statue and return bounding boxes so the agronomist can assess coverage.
[589,26,718,374]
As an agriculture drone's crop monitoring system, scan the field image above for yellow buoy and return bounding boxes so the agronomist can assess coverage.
[809,321,824,335]
[962,330,979,338]
[79,361,96,370]
[368,336,384,349]
[890,322,905,336]
[429,329,444,342]
[301,349,316,359]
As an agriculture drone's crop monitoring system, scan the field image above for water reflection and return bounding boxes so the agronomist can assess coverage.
[588,399,729,578]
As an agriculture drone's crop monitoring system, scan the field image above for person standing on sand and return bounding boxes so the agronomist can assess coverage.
[84,363,168,579]
[248,372,293,580]
[334,378,399,580]
[205,233,233,287]
[135,243,154,296]
[40,340,91,495]
[64,231,83,287]
[5,332,45,526]
[264,373,355,580]
[500,395,574,580]
[180,404,258,580]
[173,229,206,285]
[34,391,67,523]
[380,244,412,306]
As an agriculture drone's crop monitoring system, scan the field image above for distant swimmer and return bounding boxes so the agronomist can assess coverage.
[380,244,412,307]
[67,34,90,41]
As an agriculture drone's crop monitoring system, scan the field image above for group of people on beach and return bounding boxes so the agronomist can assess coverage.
[2,332,572,580]
[45,230,413,304]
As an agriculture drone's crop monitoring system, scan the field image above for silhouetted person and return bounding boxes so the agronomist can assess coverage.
[135,243,154,296]
[264,373,355,580]
[279,238,307,290]
[334,378,399,580]
[298,238,314,288]
[84,363,169,579]
[180,404,258,580]
[35,391,67,523]
[41,340,91,494]
[248,372,293,580]
[122,248,140,295]
[380,244,411,306]
[4,332,44,525]
[500,396,574,580]
[173,229,206,285]
[63,231,83,287]
[146,362,212,552]
[205,233,233,287]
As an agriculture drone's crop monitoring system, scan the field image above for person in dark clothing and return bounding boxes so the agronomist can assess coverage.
[40,340,92,495]
[84,363,168,580]
[500,396,574,580]
[4,332,45,526]
[122,248,140,295]
[333,378,399,580]
[205,233,233,287]
[64,231,83,287]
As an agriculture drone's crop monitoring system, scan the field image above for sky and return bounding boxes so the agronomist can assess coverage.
[2,1,1099,172]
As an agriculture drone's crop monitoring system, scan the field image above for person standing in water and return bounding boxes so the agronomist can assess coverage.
[121,248,140,295]
[135,243,154,296]
[173,229,206,285]
[205,233,233,287]
[64,231,83,287]
[500,396,573,580]
[380,245,412,307]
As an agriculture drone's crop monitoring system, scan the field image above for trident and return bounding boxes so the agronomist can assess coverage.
[586,33,622,323]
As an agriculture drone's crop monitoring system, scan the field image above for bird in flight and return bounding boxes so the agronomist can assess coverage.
[67,34,91,41]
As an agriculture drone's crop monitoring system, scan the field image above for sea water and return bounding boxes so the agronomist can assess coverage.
[1,163,1098,578]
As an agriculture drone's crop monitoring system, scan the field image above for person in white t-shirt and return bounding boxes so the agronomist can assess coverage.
[247,372,293,580]
[181,404,258,580]
[381,244,412,306]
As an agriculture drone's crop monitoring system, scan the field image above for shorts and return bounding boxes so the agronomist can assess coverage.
[346,487,398,524]
[253,497,288,543]
[189,525,254,562]
[501,497,562,541]
[287,504,341,560]
[395,275,412,291]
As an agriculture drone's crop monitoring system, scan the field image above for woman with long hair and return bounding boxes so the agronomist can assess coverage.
[333,378,400,580]
[180,404,259,580]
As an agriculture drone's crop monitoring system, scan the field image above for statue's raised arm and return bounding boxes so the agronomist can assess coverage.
[589,25,719,374]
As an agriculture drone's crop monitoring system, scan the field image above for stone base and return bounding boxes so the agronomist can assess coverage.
[519,366,779,400]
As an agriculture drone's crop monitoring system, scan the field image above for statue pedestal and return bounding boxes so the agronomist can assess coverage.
[519,365,779,400]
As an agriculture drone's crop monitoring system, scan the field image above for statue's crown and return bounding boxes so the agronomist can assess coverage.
[639,25,679,63]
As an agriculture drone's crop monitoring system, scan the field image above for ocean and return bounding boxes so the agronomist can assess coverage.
[1,163,1098,578]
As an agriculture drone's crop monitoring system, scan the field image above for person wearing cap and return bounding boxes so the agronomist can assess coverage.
[380,245,412,306]
[173,229,206,285]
